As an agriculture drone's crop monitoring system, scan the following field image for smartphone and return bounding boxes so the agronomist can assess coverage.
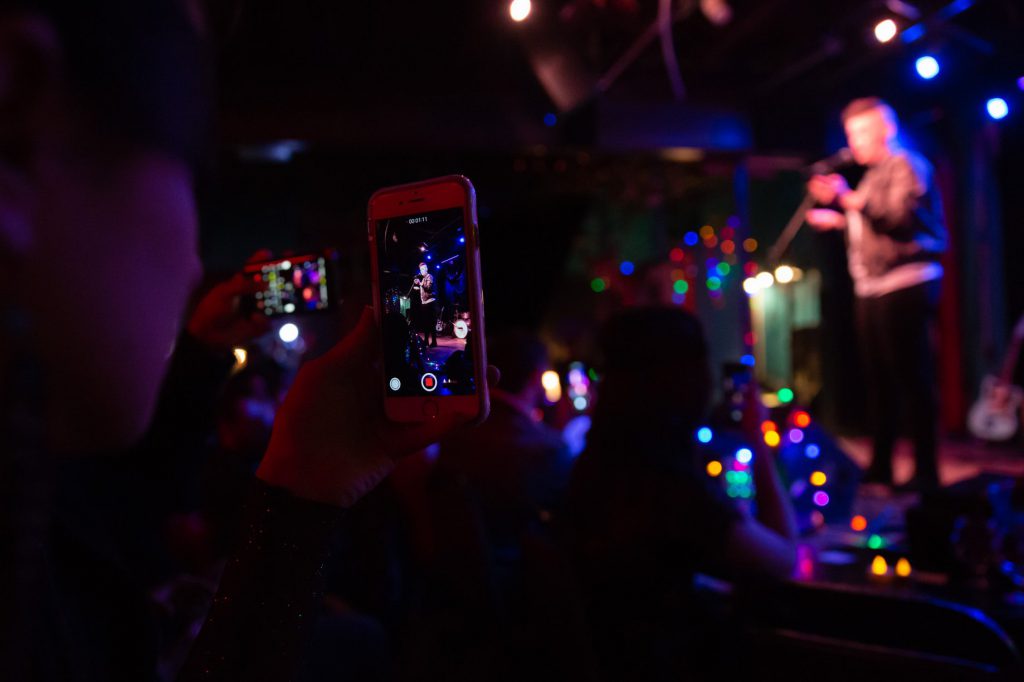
[243,253,334,316]
[368,175,489,423]
[722,362,753,398]
[715,361,753,426]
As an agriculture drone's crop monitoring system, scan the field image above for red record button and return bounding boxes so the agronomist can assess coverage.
[421,373,438,392]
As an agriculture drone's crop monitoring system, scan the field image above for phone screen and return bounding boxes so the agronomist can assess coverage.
[245,254,331,316]
[376,207,476,397]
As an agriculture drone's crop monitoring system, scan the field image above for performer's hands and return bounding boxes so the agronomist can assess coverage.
[257,307,499,507]
[807,173,851,205]
[806,208,847,231]
[837,189,866,212]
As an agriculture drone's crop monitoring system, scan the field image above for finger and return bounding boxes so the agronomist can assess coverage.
[383,411,472,460]
[318,306,379,372]
[246,249,274,264]
[219,273,265,296]
[243,315,272,336]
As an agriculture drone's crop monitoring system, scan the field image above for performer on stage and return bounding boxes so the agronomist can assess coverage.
[806,97,947,490]
[416,262,438,347]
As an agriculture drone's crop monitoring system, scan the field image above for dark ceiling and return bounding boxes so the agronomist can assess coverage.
[210,0,1024,153]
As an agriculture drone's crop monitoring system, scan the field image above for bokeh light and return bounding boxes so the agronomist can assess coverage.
[987,97,1009,120]
[509,0,531,22]
[915,55,940,80]
[279,323,300,343]
[874,19,898,43]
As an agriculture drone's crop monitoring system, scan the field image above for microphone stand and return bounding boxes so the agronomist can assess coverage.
[767,193,817,266]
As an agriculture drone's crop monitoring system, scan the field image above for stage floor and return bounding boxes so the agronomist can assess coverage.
[834,436,1024,536]
[837,436,1024,488]
[418,335,465,372]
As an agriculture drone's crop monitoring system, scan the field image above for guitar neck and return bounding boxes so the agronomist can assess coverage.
[998,336,1024,385]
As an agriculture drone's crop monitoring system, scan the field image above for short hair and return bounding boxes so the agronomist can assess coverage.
[4,0,210,164]
[841,97,898,127]
[594,307,711,425]
[418,262,428,269]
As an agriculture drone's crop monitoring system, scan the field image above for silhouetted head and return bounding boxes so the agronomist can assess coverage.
[0,1,209,451]
[592,307,711,442]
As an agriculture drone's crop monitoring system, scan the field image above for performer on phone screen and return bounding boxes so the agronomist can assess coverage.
[805,98,947,490]
[417,262,438,347]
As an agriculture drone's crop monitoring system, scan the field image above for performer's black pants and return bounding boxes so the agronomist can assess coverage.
[421,300,438,345]
[854,280,941,483]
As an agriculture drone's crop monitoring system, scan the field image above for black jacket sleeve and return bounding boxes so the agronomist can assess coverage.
[862,154,947,257]
[178,480,342,682]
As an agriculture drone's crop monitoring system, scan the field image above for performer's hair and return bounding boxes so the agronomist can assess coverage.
[841,97,898,127]
[418,262,427,269]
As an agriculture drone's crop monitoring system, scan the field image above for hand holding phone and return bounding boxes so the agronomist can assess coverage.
[186,275,271,350]
[258,308,493,507]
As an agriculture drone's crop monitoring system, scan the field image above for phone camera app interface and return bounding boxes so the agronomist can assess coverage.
[378,208,476,397]
[253,255,330,315]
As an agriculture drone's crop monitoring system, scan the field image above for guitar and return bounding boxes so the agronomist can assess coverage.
[968,315,1024,442]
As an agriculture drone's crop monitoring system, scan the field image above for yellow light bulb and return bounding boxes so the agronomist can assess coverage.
[541,370,560,391]
[541,370,562,403]
[775,265,795,284]
[706,460,723,477]
[896,558,912,578]
[810,471,827,486]
[871,555,889,576]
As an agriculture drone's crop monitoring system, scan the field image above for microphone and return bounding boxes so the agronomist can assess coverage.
[808,147,854,174]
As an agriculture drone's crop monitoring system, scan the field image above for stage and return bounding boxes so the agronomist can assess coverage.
[838,437,1024,490]
[418,335,466,373]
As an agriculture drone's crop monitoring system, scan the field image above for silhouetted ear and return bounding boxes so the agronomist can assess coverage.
[0,13,60,258]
